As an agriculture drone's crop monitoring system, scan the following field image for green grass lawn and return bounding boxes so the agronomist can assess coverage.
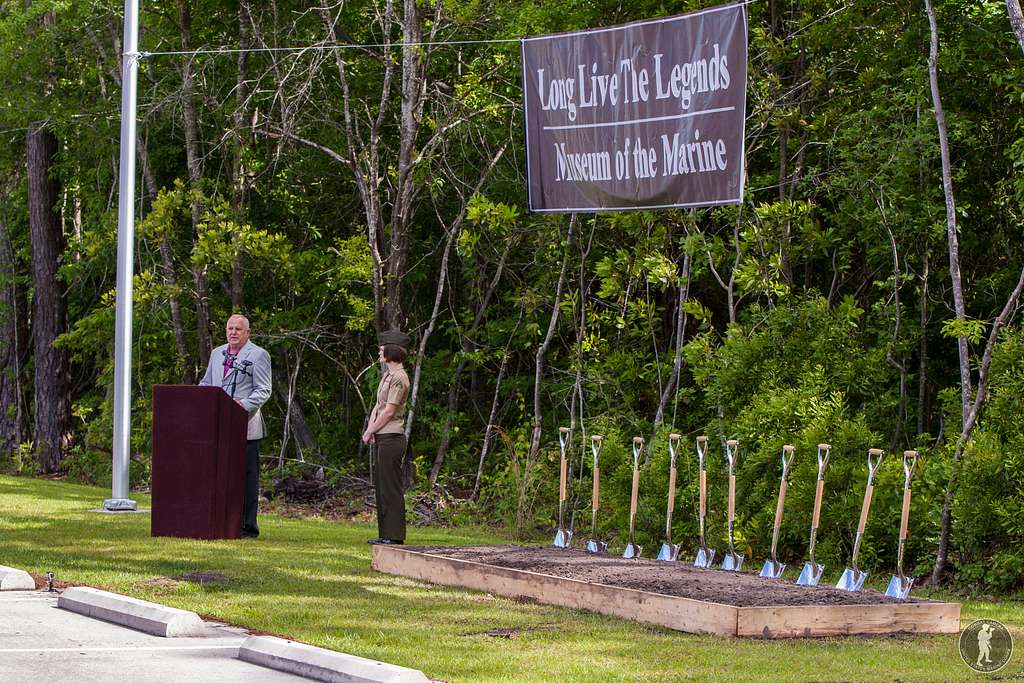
[0,474,1019,682]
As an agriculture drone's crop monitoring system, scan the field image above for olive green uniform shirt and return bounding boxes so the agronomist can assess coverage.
[372,365,409,434]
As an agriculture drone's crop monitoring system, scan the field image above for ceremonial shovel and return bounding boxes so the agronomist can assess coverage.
[797,443,831,586]
[552,427,573,549]
[760,444,796,579]
[693,436,716,568]
[585,435,608,553]
[657,433,682,561]
[885,450,919,600]
[721,439,744,572]
[622,437,644,559]
[837,448,885,592]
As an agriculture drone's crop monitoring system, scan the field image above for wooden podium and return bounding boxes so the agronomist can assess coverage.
[151,385,248,539]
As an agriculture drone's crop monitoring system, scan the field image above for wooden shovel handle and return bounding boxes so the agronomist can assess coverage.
[629,467,641,518]
[559,453,568,502]
[812,478,825,529]
[728,474,736,521]
[899,486,912,541]
[592,466,600,511]
[699,469,707,517]
[857,483,874,536]
[773,478,788,532]
[667,467,677,516]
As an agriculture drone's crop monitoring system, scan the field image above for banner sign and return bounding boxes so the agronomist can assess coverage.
[521,4,748,212]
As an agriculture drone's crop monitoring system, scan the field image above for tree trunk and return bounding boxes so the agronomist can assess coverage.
[925,0,968,584]
[229,0,252,311]
[178,0,213,360]
[274,348,319,462]
[471,340,513,500]
[925,0,970,424]
[929,0,958,585]
[529,216,576,460]
[139,137,191,380]
[383,0,435,329]
[405,217,457,457]
[403,143,508,483]
[917,253,930,437]
[1008,0,1024,54]
[0,217,30,455]
[427,231,511,484]
[653,252,692,433]
[26,123,72,472]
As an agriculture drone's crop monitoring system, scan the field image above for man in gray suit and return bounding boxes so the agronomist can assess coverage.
[199,315,272,537]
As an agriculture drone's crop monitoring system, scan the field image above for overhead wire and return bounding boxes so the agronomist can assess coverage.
[130,0,780,62]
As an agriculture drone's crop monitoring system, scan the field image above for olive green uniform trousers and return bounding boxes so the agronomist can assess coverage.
[374,433,407,542]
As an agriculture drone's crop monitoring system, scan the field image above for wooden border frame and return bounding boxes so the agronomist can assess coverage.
[372,546,961,638]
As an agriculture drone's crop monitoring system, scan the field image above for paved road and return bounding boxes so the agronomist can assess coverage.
[0,591,306,682]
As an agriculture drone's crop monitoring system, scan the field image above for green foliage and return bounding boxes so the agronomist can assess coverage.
[2,0,1024,596]
[941,317,987,344]
[953,328,1024,592]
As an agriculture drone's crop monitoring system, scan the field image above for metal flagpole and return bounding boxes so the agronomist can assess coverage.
[104,0,140,511]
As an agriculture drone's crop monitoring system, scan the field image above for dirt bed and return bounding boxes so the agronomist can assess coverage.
[412,545,916,607]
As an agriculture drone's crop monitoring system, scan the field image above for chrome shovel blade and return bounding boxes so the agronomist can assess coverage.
[885,575,914,600]
[585,538,607,554]
[552,528,573,549]
[694,547,715,568]
[759,559,786,579]
[796,562,824,586]
[656,542,680,562]
[721,552,744,572]
[622,542,642,559]
[836,567,867,592]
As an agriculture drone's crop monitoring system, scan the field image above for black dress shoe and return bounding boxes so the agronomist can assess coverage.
[241,529,259,538]
[367,538,404,545]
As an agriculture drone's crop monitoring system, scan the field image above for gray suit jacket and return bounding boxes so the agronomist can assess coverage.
[199,341,272,440]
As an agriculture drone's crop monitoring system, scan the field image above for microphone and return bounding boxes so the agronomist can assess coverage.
[222,349,241,397]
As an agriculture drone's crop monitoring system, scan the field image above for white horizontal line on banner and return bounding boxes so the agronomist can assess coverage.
[542,106,736,131]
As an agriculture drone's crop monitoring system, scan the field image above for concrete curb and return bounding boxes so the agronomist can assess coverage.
[0,565,35,591]
[238,636,429,683]
[57,586,209,637]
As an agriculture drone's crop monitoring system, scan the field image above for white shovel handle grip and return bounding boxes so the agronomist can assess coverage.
[899,486,912,541]
[857,483,874,536]
[812,478,825,529]
[592,466,600,511]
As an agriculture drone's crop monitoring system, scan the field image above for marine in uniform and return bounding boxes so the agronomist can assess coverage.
[362,329,411,545]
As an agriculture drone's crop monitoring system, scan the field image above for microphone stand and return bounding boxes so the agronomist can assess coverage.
[223,349,240,399]
[231,360,253,401]
[223,350,253,401]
